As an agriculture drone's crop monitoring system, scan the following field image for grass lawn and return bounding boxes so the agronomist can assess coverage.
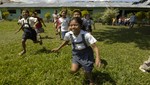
[0,20,150,85]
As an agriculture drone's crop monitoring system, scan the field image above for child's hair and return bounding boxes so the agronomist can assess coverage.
[32,11,38,16]
[70,17,86,31]
[73,9,82,17]
[61,9,67,15]
[22,9,29,14]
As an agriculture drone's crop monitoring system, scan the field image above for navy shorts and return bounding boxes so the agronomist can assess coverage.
[72,47,94,72]
[22,28,37,42]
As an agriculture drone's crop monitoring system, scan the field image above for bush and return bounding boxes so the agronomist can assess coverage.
[44,12,51,22]
[2,11,9,20]
[81,10,89,17]
[92,12,102,23]
[136,11,146,26]
[101,8,119,25]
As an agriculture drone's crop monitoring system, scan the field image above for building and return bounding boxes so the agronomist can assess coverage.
[0,0,150,20]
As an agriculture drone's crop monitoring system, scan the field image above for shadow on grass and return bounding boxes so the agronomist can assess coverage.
[93,71,116,85]
[93,26,150,50]
[92,59,115,85]
[34,47,52,54]
[41,36,53,39]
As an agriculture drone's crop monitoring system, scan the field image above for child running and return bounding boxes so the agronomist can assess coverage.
[32,12,46,39]
[58,10,70,40]
[16,9,42,55]
[52,17,101,85]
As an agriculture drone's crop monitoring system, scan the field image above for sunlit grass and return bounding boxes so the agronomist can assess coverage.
[0,21,150,85]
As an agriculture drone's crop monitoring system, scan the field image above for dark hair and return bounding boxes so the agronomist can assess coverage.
[32,11,37,15]
[22,9,29,14]
[73,10,82,17]
[70,17,86,31]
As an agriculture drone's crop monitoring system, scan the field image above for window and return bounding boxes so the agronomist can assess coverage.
[8,10,16,14]
[35,10,41,14]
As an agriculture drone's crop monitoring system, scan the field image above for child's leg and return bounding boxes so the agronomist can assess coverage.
[19,39,26,55]
[70,63,80,74]
[84,71,94,85]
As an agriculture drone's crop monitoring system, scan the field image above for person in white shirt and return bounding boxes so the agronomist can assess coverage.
[52,17,101,85]
[58,10,70,39]
[16,9,42,55]
[52,10,58,28]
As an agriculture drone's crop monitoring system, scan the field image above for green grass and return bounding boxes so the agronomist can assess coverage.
[0,20,150,85]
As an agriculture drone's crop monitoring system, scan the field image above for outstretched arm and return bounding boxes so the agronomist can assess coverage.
[91,43,101,67]
[41,18,46,27]
[52,40,69,52]
[15,25,23,34]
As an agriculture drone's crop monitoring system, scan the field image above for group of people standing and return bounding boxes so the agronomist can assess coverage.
[16,9,100,85]
[112,13,136,29]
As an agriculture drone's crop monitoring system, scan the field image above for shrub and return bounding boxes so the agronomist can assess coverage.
[101,8,119,25]
[81,10,89,18]
[136,11,146,22]
[2,11,9,20]
[44,12,51,22]
[92,12,103,23]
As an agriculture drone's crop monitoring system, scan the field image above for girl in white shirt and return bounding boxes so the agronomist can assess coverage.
[52,17,101,85]
[58,10,70,39]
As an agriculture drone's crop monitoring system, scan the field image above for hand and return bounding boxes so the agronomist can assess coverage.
[51,48,59,52]
[15,30,19,34]
[95,58,101,68]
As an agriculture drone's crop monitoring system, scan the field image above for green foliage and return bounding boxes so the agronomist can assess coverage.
[101,8,119,25]
[135,11,146,21]
[127,13,133,18]
[145,11,150,24]
[44,12,51,22]
[1,8,10,20]
[92,12,102,22]
[81,10,89,17]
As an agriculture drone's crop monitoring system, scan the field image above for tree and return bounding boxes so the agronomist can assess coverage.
[92,12,102,23]
[101,8,119,25]
[136,11,146,26]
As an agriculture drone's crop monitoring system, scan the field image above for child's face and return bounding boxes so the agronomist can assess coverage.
[73,12,81,18]
[61,11,66,18]
[69,20,81,35]
[22,10,29,18]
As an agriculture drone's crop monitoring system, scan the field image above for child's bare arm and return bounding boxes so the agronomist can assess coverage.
[52,40,69,52]
[91,43,101,67]
[15,25,23,34]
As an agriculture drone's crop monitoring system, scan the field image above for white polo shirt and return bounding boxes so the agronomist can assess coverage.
[18,17,37,28]
[59,17,70,32]
[64,30,97,50]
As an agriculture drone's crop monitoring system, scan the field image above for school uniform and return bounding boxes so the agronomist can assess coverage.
[59,17,70,39]
[82,18,94,32]
[18,17,37,42]
[64,30,97,72]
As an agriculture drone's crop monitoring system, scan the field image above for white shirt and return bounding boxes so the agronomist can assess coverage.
[64,30,97,50]
[59,17,70,32]
[18,17,37,27]
[52,13,58,22]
